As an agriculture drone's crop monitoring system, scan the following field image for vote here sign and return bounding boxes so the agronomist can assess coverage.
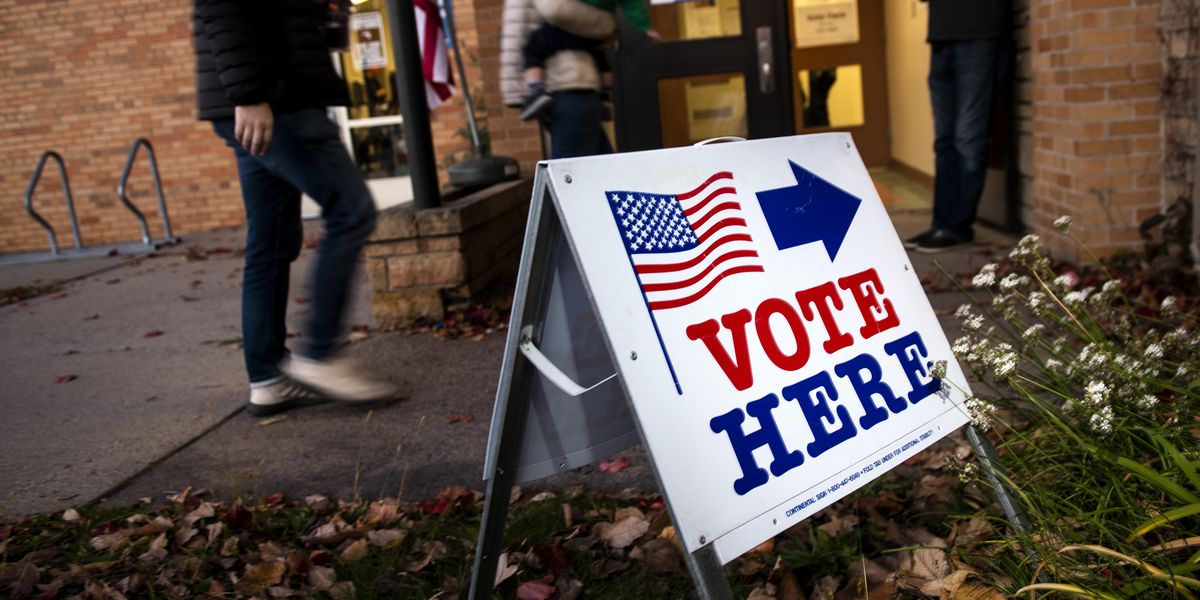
[545,134,971,564]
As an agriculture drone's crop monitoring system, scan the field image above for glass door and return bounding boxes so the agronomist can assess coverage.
[305,0,413,218]
[614,0,795,151]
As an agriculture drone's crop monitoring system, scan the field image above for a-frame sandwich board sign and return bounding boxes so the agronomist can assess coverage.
[469,134,975,599]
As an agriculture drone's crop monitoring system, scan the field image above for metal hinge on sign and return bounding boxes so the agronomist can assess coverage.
[519,325,616,397]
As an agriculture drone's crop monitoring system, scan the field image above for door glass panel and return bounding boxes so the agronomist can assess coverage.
[797,64,864,129]
[349,124,409,179]
[649,0,741,42]
[336,0,409,181]
[658,73,746,147]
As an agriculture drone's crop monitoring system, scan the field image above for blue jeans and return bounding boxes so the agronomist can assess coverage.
[545,90,612,159]
[928,39,1000,240]
[213,109,377,385]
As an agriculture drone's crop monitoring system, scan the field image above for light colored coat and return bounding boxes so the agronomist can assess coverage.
[500,0,617,106]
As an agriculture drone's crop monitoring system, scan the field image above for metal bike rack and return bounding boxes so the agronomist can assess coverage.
[117,137,181,248]
[24,150,83,256]
[0,140,182,267]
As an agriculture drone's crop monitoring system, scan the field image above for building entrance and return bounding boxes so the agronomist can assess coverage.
[615,0,891,168]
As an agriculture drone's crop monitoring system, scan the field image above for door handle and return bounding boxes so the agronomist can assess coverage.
[756,26,775,94]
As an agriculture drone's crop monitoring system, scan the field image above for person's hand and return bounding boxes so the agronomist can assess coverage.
[235,103,274,156]
[646,29,662,42]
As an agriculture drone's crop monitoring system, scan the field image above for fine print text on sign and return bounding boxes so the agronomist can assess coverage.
[547,134,970,563]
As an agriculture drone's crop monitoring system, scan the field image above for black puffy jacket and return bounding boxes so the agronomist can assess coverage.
[193,0,350,120]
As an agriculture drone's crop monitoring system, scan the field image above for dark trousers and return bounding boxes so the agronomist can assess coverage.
[212,108,377,384]
[546,90,612,159]
[928,39,1000,240]
[522,23,610,73]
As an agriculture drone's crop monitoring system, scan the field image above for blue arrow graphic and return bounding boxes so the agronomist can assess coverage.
[755,160,861,262]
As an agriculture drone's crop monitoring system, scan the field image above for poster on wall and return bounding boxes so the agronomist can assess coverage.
[793,0,859,48]
[350,12,389,71]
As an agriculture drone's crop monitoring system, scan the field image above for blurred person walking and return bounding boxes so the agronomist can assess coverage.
[908,0,1011,253]
[193,0,398,415]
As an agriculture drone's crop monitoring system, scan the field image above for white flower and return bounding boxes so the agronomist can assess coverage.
[972,263,998,288]
[993,352,1018,378]
[1053,215,1072,231]
[951,336,973,356]
[955,304,973,318]
[1102,280,1121,295]
[1028,291,1046,310]
[1023,324,1045,340]
[1010,235,1041,260]
[1053,274,1078,289]
[1137,394,1159,410]
[1161,296,1177,312]
[1000,273,1029,292]
[930,360,948,379]
[1177,365,1190,378]
[1144,343,1164,359]
[1064,289,1090,305]
[964,314,985,331]
[1084,381,1109,408]
[1045,358,1064,372]
[1089,405,1114,435]
[965,396,996,431]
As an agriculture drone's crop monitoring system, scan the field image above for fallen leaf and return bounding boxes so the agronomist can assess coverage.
[557,577,584,600]
[235,561,286,596]
[328,581,356,600]
[817,513,859,537]
[952,583,1007,599]
[494,552,519,588]
[305,495,330,510]
[531,543,572,577]
[447,412,475,424]
[367,529,407,548]
[143,330,163,338]
[811,575,840,599]
[309,565,337,591]
[405,540,449,572]
[2,561,39,597]
[596,513,649,549]
[62,509,80,522]
[180,295,199,302]
[90,532,128,551]
[632,538,682,573]
[84,314,100,321]
[129,516,173,536]
[181,503,215,529]
[516,580,556,600]
[55,375,78,384]
[137,533,168,563]
[598,455,631,473]
[341,538,369,561]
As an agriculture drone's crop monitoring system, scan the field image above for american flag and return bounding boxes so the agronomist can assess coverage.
[414,0,455,108]
[606,171,764,311]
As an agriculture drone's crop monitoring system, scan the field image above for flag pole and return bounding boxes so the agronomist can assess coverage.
[386,0,441,209]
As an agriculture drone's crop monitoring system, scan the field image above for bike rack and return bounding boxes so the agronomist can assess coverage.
[117,137,180,248]
[23,150,83,256]
[0,139,182,267]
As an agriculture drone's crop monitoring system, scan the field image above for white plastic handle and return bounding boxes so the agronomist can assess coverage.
[694,136,747,146]
[519,327,616,397]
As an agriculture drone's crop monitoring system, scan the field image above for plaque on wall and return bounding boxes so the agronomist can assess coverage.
[793,0,859,48]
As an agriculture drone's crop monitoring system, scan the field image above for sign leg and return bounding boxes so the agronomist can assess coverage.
[684,544,735,600]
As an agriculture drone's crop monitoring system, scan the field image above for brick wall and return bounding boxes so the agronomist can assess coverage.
[1025,0,1166,260]
[0,0,244,256]
[425,0,546,184]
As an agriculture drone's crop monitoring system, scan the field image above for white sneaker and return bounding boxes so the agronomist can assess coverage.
[282,355,400,402]
[247,377,325,417]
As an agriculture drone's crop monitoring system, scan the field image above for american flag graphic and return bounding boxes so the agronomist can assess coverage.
[606,172,764,311]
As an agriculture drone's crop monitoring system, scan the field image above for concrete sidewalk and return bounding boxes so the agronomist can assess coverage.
[0,204,1010,517]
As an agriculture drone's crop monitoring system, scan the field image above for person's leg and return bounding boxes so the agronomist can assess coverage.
[212,119,303,386]
[245,109,395,402]
[926,42,959,239]
[944,38,1000,239]
[520,25,604,121]
[546,90,609,159]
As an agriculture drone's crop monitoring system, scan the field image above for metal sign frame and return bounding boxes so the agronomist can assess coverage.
[469,165,736,599]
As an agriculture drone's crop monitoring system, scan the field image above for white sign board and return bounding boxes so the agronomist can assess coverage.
[350,12,389,70]
[544,134,971,563]
[793,0,859,48]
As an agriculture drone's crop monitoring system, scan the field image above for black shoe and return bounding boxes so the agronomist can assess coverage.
[903,229,935,250]
[915,229,972,254]
[518,91,553,121]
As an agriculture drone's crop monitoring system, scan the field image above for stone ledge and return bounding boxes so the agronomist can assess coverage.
[365,178,533,327]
